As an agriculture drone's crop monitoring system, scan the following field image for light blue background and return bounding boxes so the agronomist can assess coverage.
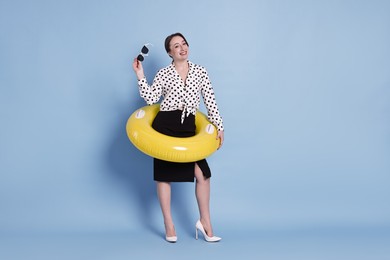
[1,0,389,259]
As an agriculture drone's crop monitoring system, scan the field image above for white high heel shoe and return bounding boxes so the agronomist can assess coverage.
[165,225,177,243]
[195,220,221,242]
[165,235,177,243]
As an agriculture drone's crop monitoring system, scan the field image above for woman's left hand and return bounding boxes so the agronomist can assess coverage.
[217,131,224,149]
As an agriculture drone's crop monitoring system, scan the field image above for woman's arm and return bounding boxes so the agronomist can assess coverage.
[200,68,224,149]
[132,58,163,105]
[200,69,224,132]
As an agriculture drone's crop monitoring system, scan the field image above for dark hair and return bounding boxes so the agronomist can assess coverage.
[164,32,189,54]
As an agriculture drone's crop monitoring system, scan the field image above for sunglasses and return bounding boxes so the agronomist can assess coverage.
[137,43,152,62]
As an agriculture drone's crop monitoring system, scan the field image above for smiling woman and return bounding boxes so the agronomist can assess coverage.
[164,32,190,60]
[132,32,224,243]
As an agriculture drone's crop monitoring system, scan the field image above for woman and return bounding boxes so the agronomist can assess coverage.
[132,33,224,243]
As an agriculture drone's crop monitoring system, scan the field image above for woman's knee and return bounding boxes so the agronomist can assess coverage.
[195,163,209,183]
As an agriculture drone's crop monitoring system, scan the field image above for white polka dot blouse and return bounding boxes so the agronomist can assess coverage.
[138,61,224,131]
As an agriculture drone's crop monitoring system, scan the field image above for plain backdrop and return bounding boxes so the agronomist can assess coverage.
[1,0,389,259]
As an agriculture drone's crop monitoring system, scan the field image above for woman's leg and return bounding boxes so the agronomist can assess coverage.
[156,181,176,237]
[194,163,215,237]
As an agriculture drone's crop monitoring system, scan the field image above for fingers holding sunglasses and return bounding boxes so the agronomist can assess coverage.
[132,58,145,80]
[132,58,140,70]
[133,43,151,79]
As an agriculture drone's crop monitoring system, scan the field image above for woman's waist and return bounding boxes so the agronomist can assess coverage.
[160,103,197,114]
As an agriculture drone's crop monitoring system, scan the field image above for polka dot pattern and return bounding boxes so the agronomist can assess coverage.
[138,61,224,131]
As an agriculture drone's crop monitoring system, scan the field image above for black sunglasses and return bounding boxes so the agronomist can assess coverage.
[137,43,152,62]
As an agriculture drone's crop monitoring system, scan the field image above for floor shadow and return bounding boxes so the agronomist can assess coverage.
[106,98,161,237]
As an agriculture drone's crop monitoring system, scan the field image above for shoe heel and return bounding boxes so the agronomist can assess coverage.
[195,220,221,242]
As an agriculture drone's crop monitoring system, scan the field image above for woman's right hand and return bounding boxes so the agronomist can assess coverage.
[132,58,145,80]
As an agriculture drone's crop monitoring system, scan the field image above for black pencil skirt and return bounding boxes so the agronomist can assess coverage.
[151,110,211,182]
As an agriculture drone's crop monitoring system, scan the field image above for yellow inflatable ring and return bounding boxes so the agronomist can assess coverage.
[126,104,219,162]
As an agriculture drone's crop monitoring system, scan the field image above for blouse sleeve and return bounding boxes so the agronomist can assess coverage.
[200,69,224,131]
[138,70,163,105]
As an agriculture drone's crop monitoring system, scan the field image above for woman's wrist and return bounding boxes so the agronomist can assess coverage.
[136,73,145,81]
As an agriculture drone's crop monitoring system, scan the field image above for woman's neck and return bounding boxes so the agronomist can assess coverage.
[173,60,189,82]
[173,59,188,70]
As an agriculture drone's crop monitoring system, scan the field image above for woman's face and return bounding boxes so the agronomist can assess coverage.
[168,36,189,61]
